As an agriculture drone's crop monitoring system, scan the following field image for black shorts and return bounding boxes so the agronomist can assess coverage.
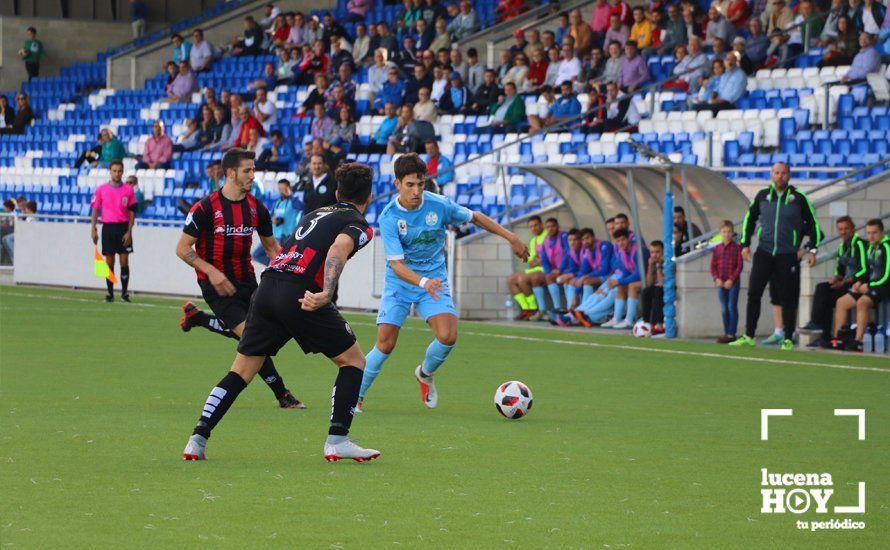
[237,273,357,358]
[101,222,133,255]
[866,284,890,306]
[199,279,257,330]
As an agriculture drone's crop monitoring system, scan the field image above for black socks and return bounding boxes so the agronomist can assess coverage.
[258,357,288,399]
[120,266,130,295]
[193,371,247,439]
[329,366,363,436]
[194,312,237,339]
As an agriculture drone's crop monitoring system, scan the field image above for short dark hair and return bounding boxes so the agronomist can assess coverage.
[3,199,15,210]
[836,215,854,227]
[529,215,542,223]
[568,228,580,237]
[335,162,374,204]
[614,213,628,221]
[278,178,291,185]
[613,228,629,239]
[580,227,595,238]
[866,218,884,231]
[26,200,37,213]
[674,206,686,215]
[270,130,283,139]
[194,28,204,36]
[207,160,221,167]
[394,153,428,181]
[626,40,638,49]
[171,33,182,40]
[467,47,478,57]
[721,219,734,230]
[222,148,255,174]
[605,217,615,224]
[650,240,664,249]
[27,27,37,34]
[109,160,124,170]
[545,217,558,225]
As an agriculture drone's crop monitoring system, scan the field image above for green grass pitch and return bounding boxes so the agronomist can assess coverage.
[1,286,888,548]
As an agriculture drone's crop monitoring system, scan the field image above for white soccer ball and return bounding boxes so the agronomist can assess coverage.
[632,320,652,338]
[494,380,533,419]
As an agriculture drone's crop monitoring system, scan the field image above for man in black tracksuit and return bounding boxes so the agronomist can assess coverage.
[730,162,823,350]
[801,215,867,347]
[831,219,890,351]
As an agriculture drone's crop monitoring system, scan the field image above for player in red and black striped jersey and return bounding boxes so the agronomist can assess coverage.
[182,162,381,463]
[175,148,304,410]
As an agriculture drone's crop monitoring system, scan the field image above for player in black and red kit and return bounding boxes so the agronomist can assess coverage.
[175,148,304,410]
[182,162,380,462]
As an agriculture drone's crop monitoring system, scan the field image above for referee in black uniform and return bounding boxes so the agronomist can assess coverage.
[730,162,823,350]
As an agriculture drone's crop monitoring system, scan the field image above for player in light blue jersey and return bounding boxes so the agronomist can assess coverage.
[358,154,529,410]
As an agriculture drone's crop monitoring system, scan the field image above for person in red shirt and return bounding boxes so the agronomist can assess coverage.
[234,105,264,148]
[610,0,631,26]
[526,48,549,91]
[726,0,750,29]
[710,220,744,343]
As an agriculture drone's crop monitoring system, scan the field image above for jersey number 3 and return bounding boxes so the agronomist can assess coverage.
[294,211,335,241]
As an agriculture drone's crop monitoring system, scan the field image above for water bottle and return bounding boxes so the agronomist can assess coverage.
[862,331,874,353]
[505,298,515,322]
[875,330,886,354]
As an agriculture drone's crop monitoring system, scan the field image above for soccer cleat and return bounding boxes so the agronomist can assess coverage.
[182,434,207,460]
[729,335,756,347]
[277,391,306,409]
[105,294,114,303]
[760,333,784,346]
[355,397,364,414]
[180,301,200,332]
[572,309,593,328]
[121,293,131,303]
[528,310,545,322]
[807,337,827,348]
[554,314,575,327]
[846,341,864,353]
[780,339,794,351]
[799,322,822,333]
[601,318,620,328]
[414,364,438,408]
[323,439,380,462]
[612,319,633,329]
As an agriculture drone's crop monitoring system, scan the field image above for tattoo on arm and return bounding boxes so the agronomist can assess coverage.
[322,255,345,295]
[183,250,200,267]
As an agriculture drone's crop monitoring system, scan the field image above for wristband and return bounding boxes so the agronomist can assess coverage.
[808,248,817,255]
[418,277,429,289]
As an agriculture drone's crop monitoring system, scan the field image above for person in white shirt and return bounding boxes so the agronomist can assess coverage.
[253,86,278,133]
[430,65,449,103]
[556,44,582,84]
[368,48,395,93]
[189,29,214,73]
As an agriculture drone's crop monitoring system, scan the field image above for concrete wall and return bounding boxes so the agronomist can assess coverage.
[0,15,132,90]
[108,0,336,90]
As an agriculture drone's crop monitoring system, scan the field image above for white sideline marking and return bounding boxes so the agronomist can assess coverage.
[834,408,866,440]
[3,289,888,374]
[760,409,793,440]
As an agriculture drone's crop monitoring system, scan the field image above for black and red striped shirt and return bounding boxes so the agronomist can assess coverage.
[183,191,273,283]
[266,202,373,291]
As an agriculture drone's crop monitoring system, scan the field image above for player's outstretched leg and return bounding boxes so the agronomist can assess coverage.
[324,343,380,462]
[415,314,458,409]
[357,323,400,412]
[183,353,263,460]
[180,301,237,338]
[259,357,306,409]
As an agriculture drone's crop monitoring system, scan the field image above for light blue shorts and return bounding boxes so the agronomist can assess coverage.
[376,281,457,327]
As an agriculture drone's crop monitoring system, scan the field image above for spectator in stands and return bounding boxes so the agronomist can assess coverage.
[310,103,335,141]
[130,0,147,39]
[472,69,502,114]
[663,45,692,90]
[502,53,530,90]
[658,4,687,55]
[554,12,571,44]
[732,37,755,74]
[859,0,886,35]
[127,175,147,215]
[413,87,438,122]
[820,16,859,66]
[640,240,665,335]
[430,19,453,53]
[231,16,265,56]
[618,40,650,92]
[376,21,399,59]
[710,52,748,109]
[496,50,512,80]
[255,130,297,171]
[525,29,543,58]
[95,128,126,167]
[711,220,743,343]
[597,40,623,86]
[360,102,398,153]
[764,0,793,34]
[304,16,324,47]
[330,36,355,74]
[294,40,330,85]
[204,105,233,150]
[424,140,453,186]
[674,206,702,256]
[570,9,595,55]
[557,44,583,84]
[819,0,846,45]
[321,12,348,48]
[591,0,613,47]
[681,8,701,40]
[413,18,435,51]
[245,127,268,156]
[173,118,203,152]
[165,61,197,102]
[75,132,104,168]
[234,105,264,147]
[495,0,527,23]
[450,48,469,81]
[745,18,770,67]
[525,48,549,92]
[325,106,357,154]
[528,85,556,130]
[611,0,631,25]
[543,47,561,87]
[489,81,526,131]
[841,32,882,82]
[547,81,583,126]
[405,65,432,104]
[18,27,43,81]
[463,48,484,93]
[247,62,277,95]
[163,61,178,89]
[0,95,13,130]
[705,6,736,47]
[388,104,434,153]
[726,0,750,29]
[439,71,473,114]
[287,12,308,47]
[694,59,725,106]
[375,68,407,113]
[831,218,889,352]
[447,0,481,40]
[260,3,281,30]
[0,93,31,136]
[584,81,629,132]
[197,105,218,148]
[171,33,191,65]
[299,153,337,214]
[630,7,655,50]
[605,13,630,48]
[333,64,358,103]
[801,216,865,348]
[368,50,393,94]
[352,23,371,64]
[1,200,15,264]
[252,86,278,133]
[136,120,173,170]
[394,36,420,76]
[275,47,298,84]
[189,29,214,73]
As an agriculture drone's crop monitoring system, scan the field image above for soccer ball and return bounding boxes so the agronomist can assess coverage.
[494,381,533,419]
[632,320,652,338]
